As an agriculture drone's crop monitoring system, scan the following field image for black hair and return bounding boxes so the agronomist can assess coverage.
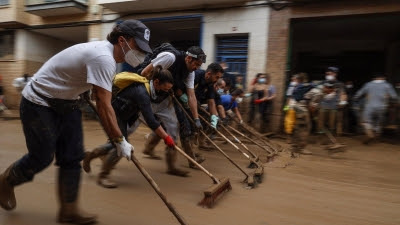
[186,46,205,62]
[206,62,224,75]
[107,24,132,44]
[152,65,174,85]
[223,77,232,87]
[231,88,244,96]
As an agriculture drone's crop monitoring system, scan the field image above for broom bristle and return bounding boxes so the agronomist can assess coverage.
[198,178,232,208]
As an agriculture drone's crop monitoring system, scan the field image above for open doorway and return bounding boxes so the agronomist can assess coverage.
[289,12,400,88]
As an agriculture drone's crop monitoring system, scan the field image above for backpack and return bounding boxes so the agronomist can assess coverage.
[133,42,178,75]
[292,83,314,102]
[112,72,150,97]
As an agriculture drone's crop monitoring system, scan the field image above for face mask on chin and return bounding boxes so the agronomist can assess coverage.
[122,38,146,67]
[236,97,243,104]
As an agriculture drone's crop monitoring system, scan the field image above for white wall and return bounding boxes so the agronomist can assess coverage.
[202,6,270,88]
[15,30,74,62]
[100,6,271,88]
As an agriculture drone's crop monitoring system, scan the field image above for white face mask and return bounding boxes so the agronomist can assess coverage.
[236,97,243,104]
[346,85,353,89]
[258,78,267,84]
[325,75,335,81]
[122,38,146,67]
[290,81,297,86]
[217,88,224,95]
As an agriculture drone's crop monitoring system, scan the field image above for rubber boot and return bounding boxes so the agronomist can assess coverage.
[143,133,162,160]
[181,138,205,169]
[82,143,113,173]
[97,151,121,189]
[0,163,22,211]
[363,128,375,145]
[57,168,97,224]
[166,147,189,177]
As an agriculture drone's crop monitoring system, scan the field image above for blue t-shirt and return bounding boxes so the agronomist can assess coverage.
[221,94,238,111]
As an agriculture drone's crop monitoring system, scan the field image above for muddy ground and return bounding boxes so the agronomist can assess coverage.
[0,119,399,225]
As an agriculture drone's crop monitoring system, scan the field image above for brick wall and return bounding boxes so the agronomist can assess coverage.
[265,8,291,133]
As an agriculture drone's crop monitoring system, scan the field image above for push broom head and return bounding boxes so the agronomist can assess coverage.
[198,177,232,208]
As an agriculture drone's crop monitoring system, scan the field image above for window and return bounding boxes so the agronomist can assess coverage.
[0,31,15,60]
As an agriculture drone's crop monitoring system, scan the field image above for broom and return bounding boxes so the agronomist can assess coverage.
[197,114,264,184]
[198,107,262,168]
[174,146,231,208]
[172,95,255,187]
[83,94,188,225]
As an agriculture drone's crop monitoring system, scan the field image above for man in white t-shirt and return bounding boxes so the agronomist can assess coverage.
[141,46,206,177]
[0,19,152,224]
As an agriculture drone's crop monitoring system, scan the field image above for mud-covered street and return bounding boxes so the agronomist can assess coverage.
[1,119,399,225]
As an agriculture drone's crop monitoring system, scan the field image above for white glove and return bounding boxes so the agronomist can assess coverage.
[114,136,134,160]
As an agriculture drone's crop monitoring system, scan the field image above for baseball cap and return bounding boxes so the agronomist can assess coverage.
[326,66,339,73]
[119,20,152,53]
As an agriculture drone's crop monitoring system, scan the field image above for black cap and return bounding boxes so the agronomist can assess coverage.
[326,66,339,73]
[119,20,152,53]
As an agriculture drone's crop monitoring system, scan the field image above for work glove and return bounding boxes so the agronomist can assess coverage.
[254,99,263,104]
[114,136,134,160]
[163,135,175,148]
[210,115,219,129]
[194,118,203,130]
[179,93,189,108]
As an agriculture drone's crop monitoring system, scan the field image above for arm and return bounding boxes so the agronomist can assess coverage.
[207,98,218,116]
[233,106,243,122]
[187,88,199,119]
[141,63,154,79]
[92,85,122,139]
[217,105,227,118]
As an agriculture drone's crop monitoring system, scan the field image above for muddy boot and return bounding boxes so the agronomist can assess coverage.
[181,137,206,169]
[363,128,375,145]
[83,143,113,173]
[166,147,189,177]
[297,149,312,155]
[97,151,121,189]
[0,163,25,211]
[143,134,162,160]
[57,168,97,224]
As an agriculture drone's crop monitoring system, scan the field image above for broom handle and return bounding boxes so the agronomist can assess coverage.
[198,107,258,158]
[197,113,259,166]
[130,155,187,225]
[84,95,188,225]
[172,95,249,179]
[174,146,220,184]
[227,125,274,155]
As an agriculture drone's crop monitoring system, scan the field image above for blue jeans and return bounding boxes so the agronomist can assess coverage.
[14,97,84,184]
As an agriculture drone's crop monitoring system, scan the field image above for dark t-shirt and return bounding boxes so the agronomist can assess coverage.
[194,70,217,104]
[112,83,160,130]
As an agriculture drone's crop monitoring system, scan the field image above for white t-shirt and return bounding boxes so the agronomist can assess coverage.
[23,41,116,106]
[151,52,194,89]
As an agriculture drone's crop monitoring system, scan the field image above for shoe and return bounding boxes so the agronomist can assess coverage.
[298,149,312,155]
[97,177,118,189]
[143,151,162,160]
[166,169,189,177]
